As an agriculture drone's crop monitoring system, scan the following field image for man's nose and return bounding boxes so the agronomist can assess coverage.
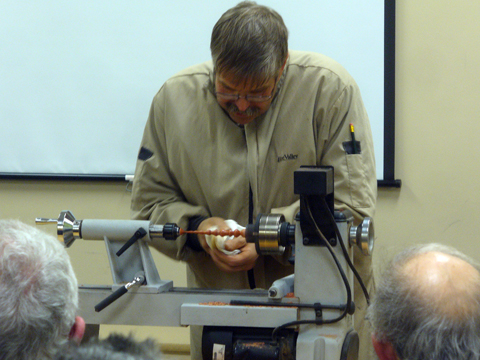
[234,97,250,111]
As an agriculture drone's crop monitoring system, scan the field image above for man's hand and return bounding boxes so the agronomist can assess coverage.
[198,217,259,272]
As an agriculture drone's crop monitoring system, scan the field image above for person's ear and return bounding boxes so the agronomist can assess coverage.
[279,54,289,74]
[68,316,86,344]
[371,334,399,360]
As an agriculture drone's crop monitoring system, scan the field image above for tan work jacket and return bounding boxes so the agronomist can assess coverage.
[131,50,377,290]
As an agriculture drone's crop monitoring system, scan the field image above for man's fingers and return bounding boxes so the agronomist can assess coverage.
[209,244,258,272]
[224,237,246,251]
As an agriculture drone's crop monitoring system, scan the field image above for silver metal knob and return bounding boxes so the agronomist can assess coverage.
[349,217,374,256]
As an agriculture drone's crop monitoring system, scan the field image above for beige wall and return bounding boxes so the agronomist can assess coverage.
[374,0,480,265]
[1,0,480,350]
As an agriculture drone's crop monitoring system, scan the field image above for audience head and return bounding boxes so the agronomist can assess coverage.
[55,333,162,360]
[0,219,84,360]
[367,243,480,360]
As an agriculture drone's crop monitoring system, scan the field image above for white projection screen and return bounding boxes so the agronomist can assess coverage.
[0,1,398,186]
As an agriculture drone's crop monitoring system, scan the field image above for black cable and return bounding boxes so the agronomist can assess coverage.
[247,185,256,289]
[321,197,370,305]
[271,197,373,341]
[230,299,346,311]
[304,197,352,321]
[271,197,352,341]
[272,319,323,340]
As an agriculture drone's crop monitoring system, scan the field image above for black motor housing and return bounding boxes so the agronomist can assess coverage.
[202,326,297,360]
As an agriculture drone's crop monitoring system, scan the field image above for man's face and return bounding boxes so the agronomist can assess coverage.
[214,71,278,125]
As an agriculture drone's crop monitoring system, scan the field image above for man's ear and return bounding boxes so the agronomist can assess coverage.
[278,54,288,75]
[371,334,399,360]
[68,316,86,344]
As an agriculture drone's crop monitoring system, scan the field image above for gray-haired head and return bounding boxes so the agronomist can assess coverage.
[55,333,162,360]
[0,219,78,360]
[211,1,289,85]
[367,243,480,360]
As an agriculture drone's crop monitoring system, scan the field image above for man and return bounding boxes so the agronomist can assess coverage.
[55,333,162,360]
[367,243,480,360]
[0,219,85,360]
[131,1,376,358]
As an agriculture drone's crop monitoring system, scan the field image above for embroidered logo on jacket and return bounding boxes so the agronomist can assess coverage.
[277,154,298,162]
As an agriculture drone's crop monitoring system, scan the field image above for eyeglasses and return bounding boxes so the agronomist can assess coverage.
[215,78,277,103]
[215,92,273,103]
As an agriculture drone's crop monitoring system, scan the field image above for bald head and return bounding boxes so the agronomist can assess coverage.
[367,243,480,360]
[402,250,480,319]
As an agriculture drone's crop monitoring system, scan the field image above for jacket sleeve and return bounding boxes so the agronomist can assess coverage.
[130,90,210,260]
[272,71,376,226]
[317,77,377,224]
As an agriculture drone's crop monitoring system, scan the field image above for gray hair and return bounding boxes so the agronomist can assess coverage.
[367,243,480,359]
[211,1,288,85]
[55,333,162,360]
[0,219,78,360]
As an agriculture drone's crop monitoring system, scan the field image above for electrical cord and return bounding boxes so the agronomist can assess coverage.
[271,197,352,340]
[321,197,370,305]
[230,299,346,311]
[304,197,352,321]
